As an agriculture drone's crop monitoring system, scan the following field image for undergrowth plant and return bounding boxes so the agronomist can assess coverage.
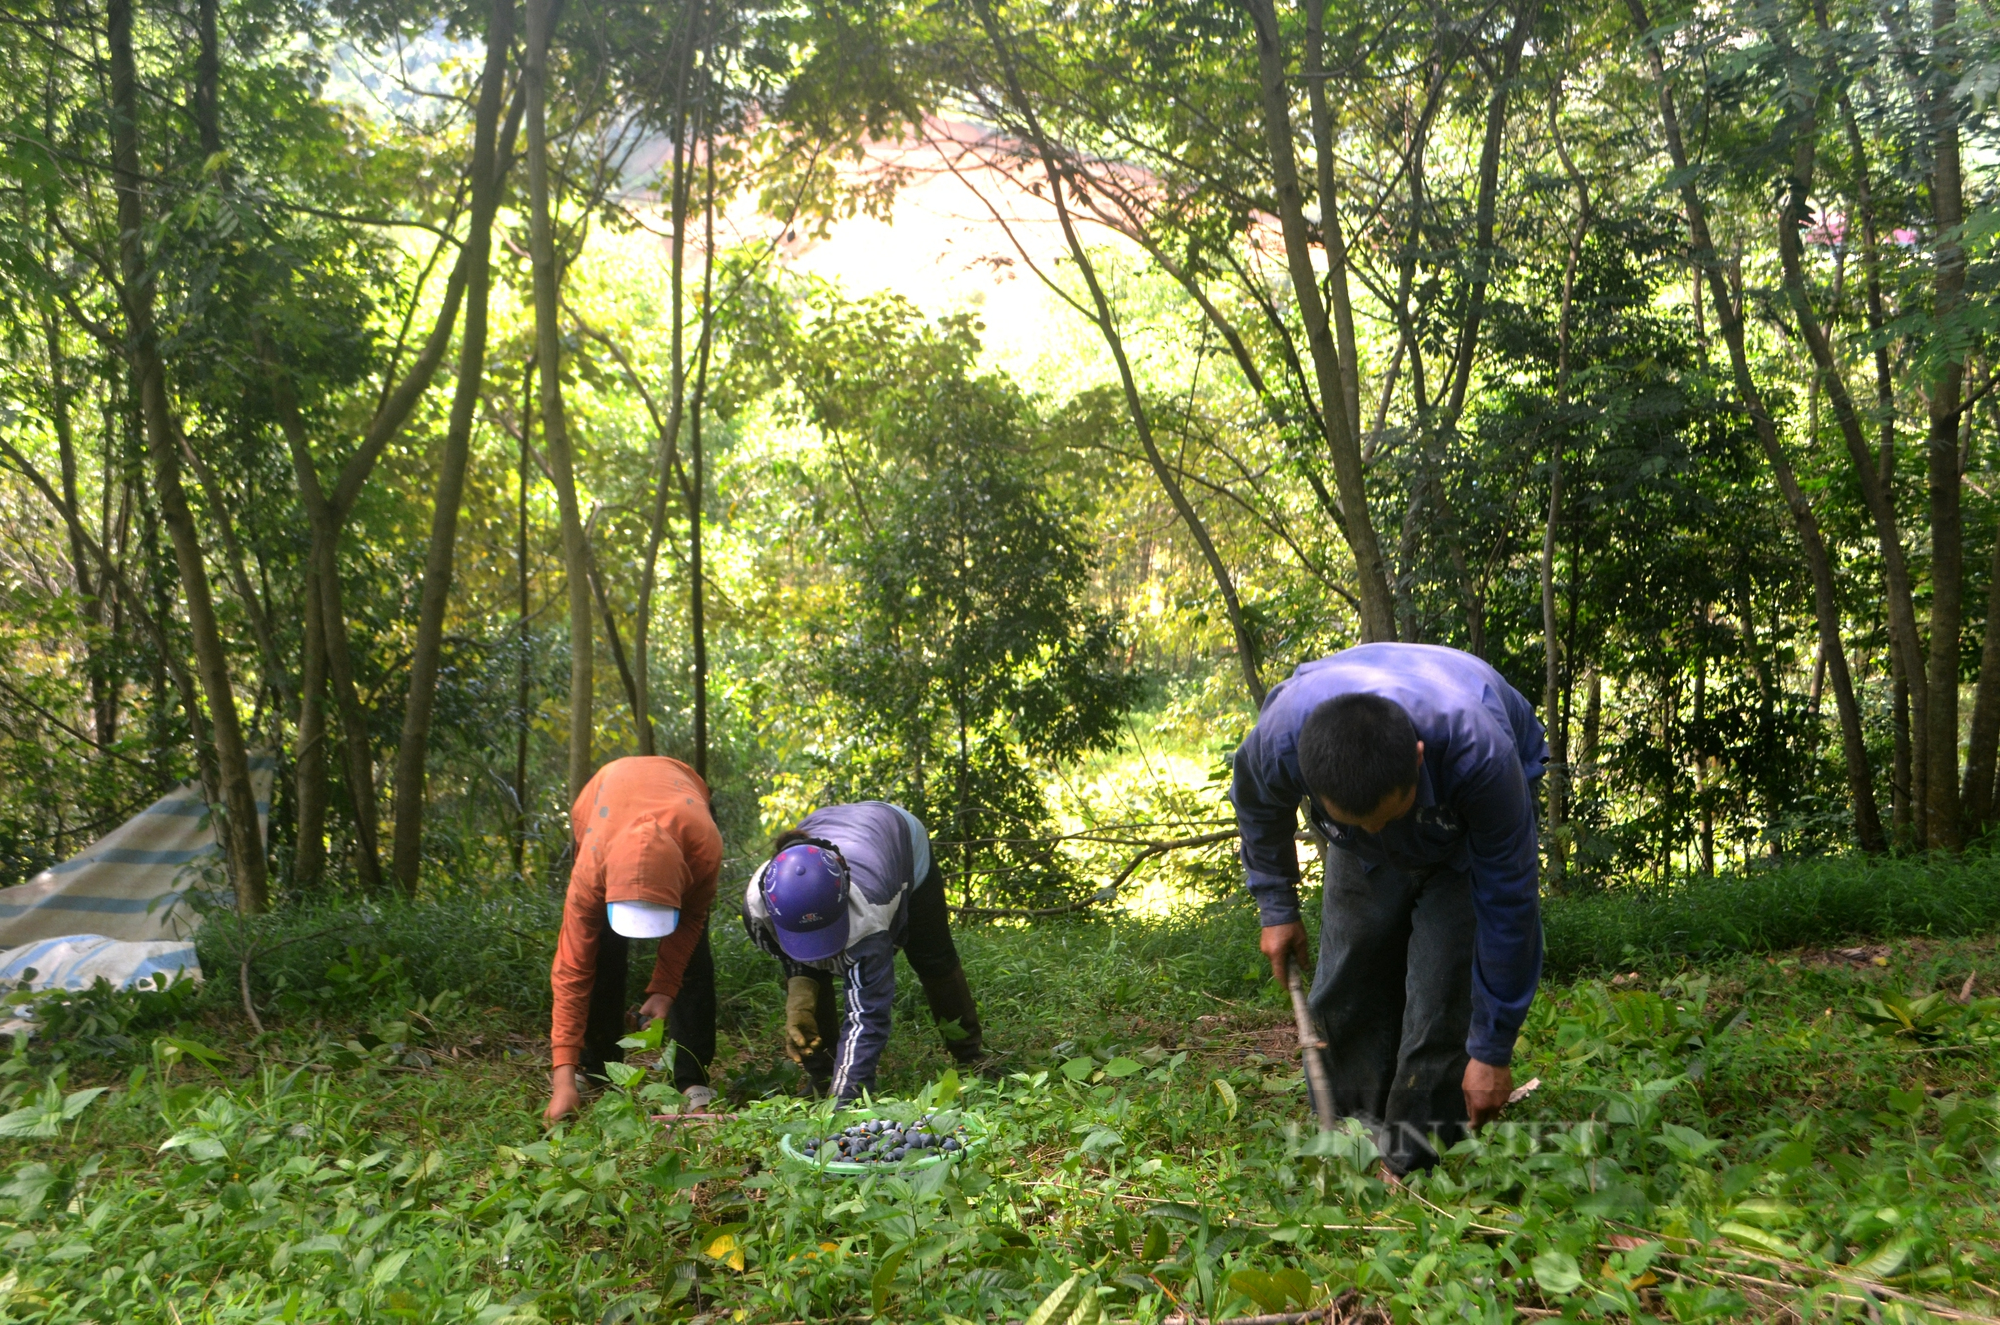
[0,891,1996,1322]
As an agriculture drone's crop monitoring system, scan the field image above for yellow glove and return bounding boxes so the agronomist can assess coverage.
[784,976,822,1064]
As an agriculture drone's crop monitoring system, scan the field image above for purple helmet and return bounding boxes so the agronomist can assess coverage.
[761,841,850,962]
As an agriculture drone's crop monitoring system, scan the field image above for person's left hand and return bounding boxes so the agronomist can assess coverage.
[626,993,672,1030]
[1463,1058,1513,1128]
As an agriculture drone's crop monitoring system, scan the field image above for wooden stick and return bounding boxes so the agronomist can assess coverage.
[1164,1312,1332,1325]
[1287,960,1337,1132]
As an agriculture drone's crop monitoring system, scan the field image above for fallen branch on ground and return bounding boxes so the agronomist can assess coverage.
[1164,1288,1379,1325]
[955,829,1237,919]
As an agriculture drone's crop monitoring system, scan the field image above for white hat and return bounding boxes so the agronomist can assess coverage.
[607,900,681,939]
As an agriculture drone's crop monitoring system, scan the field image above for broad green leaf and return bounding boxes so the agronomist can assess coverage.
[1532,1249,1584,1296]
[0,1106,56,1139]
[616,1019,665,1052]
[1657,1122,1723,1161]
[1024,1275,1098,1325]
[1728,1198,1798,1228]
[1271,1267,1313,1307]
[1060,1057,1096,1082]
[1765,1139,1813,1174]
[1077,1126,1123,1153]
[159,1132,227,1161]
[870,1243,910,1314]
[155,1036,225,1067]
[1229,1270,1288,1313]
[1719,1222,1799,1257]
[1576,1184,1648,1218]
[1850,1235,1915,1280]
[371,1248,412,1287]
[1100,1057,1142,1078]
[58,1087,106,1120]
[1212,1078,1237,1121]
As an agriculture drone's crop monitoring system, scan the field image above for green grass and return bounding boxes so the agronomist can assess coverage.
[2,869,1998,1322]
[1542,851,2000,975]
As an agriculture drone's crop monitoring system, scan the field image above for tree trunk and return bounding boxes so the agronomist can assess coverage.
[1764,52,1926,769]
[1543,90,1590,890]
[972,0,1267,707]
[1438,3,1537,429]
[1962,525,2000,832]
[1627,0,1884,852]
[1302,0,1359,439]
[687,122,719,776]
[181,438,284,706]
[266,369,386,892]
[1923,0,1968,850]
[389,0,514,894]
[194,0,220,158]
[1539,457,1565,880]
[630,0,704,760]
[1694,644,1712,875]
[1580,667,1602,786]
[1836,94,1918,844]
[43,312,115,751]
[1242,0,1396,641]
[515,375,533,878]
[527,0,594,799]
[294,567,328,890]
[1891,652,1914,843]
[587,543,645,729]
[109,0,267,912]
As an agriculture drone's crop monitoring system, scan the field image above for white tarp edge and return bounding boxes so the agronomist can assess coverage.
[0,934,201,991]
[0,758,273,948]
[0,934,202,1040]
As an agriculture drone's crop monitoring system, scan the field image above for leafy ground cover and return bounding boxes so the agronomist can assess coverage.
[2,884,1999,1322]
[1540,852,2000,972]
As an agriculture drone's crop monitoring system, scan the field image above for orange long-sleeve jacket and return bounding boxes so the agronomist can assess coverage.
[550,757,721,1069]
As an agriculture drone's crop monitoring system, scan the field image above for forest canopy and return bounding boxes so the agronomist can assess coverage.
[1,0,1996,911]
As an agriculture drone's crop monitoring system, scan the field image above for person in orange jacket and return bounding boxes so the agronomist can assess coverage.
[545,756,721,1123]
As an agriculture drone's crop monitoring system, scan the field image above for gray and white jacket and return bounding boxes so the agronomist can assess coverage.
[742,801,931,1099]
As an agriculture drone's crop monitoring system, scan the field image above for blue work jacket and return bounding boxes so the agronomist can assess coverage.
[1231,643,1549,1065]
[742,802,933,1100]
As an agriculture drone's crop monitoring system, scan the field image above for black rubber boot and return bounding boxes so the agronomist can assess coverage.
[918,964,989,1068]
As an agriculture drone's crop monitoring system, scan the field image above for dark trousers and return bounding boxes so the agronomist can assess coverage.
[1309,845,1475,1174]
[793,863,962,1083]
[582,925,714,1090]
[903,862,964,980]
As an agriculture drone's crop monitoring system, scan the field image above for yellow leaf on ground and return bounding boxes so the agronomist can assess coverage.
[705,1233,745,1271]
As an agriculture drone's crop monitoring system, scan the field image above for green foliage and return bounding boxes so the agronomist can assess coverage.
[756,291,1140,904]
[2,974,203,1067]
[6,892,2000,1321]
[1541,850,2000,974]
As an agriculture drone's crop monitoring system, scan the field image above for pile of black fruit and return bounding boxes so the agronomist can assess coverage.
[802,1115,968,1165]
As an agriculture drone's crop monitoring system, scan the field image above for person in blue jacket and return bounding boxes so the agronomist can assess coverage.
[1232,643,1548,1174]
[742,801,990,1099]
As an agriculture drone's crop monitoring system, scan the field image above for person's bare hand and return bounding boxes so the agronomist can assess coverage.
[1463,1058,1513,1128]
[1260,922,1311,985]
[544,1068,582,1126]
[626,993,671,1029]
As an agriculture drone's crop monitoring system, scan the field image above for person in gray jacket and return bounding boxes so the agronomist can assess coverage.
[742,801,990,1099]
